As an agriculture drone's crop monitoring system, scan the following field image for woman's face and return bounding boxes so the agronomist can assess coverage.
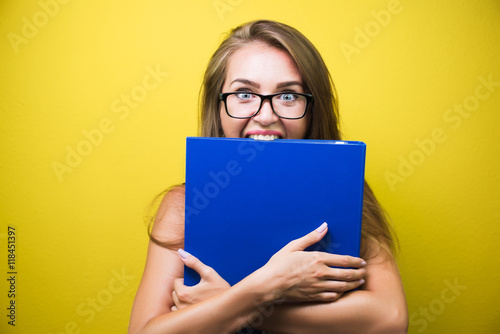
[220,42,309,140]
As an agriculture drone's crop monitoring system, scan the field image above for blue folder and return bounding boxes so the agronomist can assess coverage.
[184,137,366,287]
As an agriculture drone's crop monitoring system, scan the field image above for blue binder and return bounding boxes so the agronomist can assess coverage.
[184,137,366,288]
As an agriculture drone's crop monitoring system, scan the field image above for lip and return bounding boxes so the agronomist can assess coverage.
[244,130,284,138]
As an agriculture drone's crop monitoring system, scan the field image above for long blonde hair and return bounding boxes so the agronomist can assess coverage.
[200,20,340,140]
[150,20,398,257]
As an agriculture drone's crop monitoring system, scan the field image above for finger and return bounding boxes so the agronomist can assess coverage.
[321,278,366,293]
[172,279,183,306]
[171,290,180,307]
[287,291,344,303]
[323,267,366,281]
[178,249,213,278]
[173,277,184,292]
[321,253,366,269]
[310,291,344,303]
[282,222,328,252]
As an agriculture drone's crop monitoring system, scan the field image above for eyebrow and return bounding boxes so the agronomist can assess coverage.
[230,79,303,89]
[276,81,303,89]
[231,79,260,88]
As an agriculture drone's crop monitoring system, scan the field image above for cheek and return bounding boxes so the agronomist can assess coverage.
[220,108,248,138]
[283,117,309,139]
[220,109,229,136]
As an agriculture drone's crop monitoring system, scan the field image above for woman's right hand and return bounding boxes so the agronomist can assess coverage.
[171,249,230,311]
[258,222,366,303]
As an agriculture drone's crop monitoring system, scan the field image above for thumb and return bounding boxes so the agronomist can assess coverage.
[282,222,328,252]
[178,249,213,279]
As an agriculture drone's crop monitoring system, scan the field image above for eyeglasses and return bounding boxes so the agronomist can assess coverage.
[219,92,313,119]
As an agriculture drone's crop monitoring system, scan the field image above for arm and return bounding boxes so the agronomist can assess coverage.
[129,187,266,333]
[255,242,408,334]
[129,187,367,333]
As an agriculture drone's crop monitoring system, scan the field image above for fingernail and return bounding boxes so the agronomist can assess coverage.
[359,279,365,285]
[316,222,327,233]
[178,248,190,259]
[361,261,367,267]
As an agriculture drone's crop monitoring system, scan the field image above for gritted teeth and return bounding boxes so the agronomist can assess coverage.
[248,134,280,141]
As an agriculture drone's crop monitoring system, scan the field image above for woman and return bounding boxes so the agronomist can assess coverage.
[129,20,408,334]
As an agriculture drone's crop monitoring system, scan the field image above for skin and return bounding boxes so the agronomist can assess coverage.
[128,42,408,334]
[220,42,309,139]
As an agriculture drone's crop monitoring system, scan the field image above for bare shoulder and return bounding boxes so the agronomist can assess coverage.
[155,184,185,218]
[361,238,405,301]
[129,185,186,332]
[360,238,408,330]
[150,184,185,246]
[360,234,398,266]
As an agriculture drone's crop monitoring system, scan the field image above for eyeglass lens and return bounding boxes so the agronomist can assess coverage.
[226,93,307,118]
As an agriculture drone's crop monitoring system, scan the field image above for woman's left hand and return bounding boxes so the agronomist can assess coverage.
[171,249,230,311]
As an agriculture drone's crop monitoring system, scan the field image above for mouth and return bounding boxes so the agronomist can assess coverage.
[247,134,281,141]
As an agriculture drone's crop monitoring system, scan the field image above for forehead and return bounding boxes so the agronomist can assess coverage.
[225,42,302,85]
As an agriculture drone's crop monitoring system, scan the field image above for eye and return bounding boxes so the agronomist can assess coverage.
[279,93,298,102]
[234,92,257,101]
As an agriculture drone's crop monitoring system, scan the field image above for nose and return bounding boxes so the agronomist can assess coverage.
[252,99,279,125]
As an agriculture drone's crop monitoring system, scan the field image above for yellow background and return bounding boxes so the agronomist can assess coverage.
[1,0,499,333]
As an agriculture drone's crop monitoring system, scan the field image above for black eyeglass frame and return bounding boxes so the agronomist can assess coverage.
[219,92,313,120]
